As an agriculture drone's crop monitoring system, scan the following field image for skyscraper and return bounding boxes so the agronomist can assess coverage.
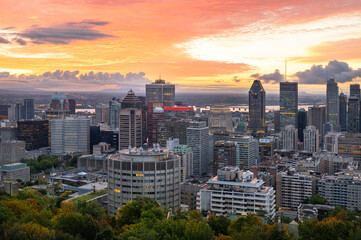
[212,140,237,175]
[280,82,298,129]
[109,97,121,130]
[68,99,76,114]
[339,93,347,131]
[146,102,165,145]
[326,79,339,131]
[248,80,266,134]
[208,104,233,133]
[232,136,258,169]
[308,106,326,140]
[17,120,49,151]
[51,117,90,154]
[347,98,360,133]
[23,99,34,120]
[350,84,361,99]
[186,121,210,176]
[297,109,307,142]
[119,90,143,150]
[146,79,175,107]
[95,104,109,124]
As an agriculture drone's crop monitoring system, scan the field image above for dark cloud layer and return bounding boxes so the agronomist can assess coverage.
[294,60,361,84]
[1,20,112,45]
[0,70,151,89]
[0,36,10,44]
[251,69,284,83]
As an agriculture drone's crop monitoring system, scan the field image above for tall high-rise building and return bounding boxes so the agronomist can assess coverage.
[339,93,347,131]
[348,98,360,133]
[303,125,319,152]
[248,80,267,134]
[326,79,339,131]
[68,99,76,114]
[231,135,259,169]
[350,84,361,99]
[146,79,175,107]
[119,90,143,150]
[146,102,165,145]
[51,117,90,154]
[212,140,237,175]
[95,104,109,124]
[308,106,326,140]
[157,119,191,147]
[186,121,210,176]
[108,147,180,215]
[17,120,49,151]
[109,98,121,130]
[8,104,24,121]
[297,109,307,142]
[208,104,233,133]
[280,82,298,129]
[23,99,34,120]
[274,110,280,132]
[280,125,298,150]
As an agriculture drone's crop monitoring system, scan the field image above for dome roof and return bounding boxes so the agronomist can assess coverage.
[51,92,67,102]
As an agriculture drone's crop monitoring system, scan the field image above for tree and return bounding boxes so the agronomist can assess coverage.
[185,220,214,240]
[5,222,55,240]
[309,194,328,205]
[207,215,231,236]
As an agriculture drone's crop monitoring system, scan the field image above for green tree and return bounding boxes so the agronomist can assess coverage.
[5,222,55,240]
[207,215,231,236]
[185,219,214,240]
[309,194,328,205]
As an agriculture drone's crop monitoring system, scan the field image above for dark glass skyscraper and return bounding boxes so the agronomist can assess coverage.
[350,84,360,99]
[146,79,175,107]
[248,80,266,134]
[23,99,34,120]
[339,93,347,131]
[326,79,339,131]
[297,109,307,142]
[348,98,360,133]
[280,82,298,129]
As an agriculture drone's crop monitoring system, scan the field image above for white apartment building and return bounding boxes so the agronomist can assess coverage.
[197,166,276,219]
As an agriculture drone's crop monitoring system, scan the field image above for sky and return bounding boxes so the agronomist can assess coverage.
[0,0,361,94]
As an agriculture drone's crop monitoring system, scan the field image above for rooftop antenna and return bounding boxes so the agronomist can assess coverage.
[159,74,161,80]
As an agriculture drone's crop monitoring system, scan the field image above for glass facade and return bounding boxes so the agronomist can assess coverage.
[248,80,266,133]
[280,82,298,129]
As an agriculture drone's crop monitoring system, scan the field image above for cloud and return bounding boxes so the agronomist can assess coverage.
[251,69,284,83]
[19,27,113,45]
[0,37,10,44]
[232,76,241,83]
[64,20,110,28]
[0,20,112,45]
[294,60,361,84]
[15,38,26,45]
[0,70,151,90]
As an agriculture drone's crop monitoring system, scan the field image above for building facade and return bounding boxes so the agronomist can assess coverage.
[107,148,180,215]
[172,145,193,182]
[280,125,298,150]
[326,79,339,131]
[339,93,347,131]
[280,82,298,129]
[248,80,267,134]
[146,79,175,107]
[0,141,26,165]
[303,125,320,152]
[51,117,90,154]
[0,163,30,182]
[17,120,49,151]
[212,140,237,175]
[186,121,210,176]
[23,99,34,120]
[197,167,276,219]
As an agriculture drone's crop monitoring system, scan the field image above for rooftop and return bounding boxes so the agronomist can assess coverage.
[1,163,28,171]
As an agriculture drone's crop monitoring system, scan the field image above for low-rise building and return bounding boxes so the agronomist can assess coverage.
[172,145,193,182]
[0,163,30,182]
[197,166,276,219]
[180,182,203,210]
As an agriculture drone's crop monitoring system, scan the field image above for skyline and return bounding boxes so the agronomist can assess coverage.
[0,0,361,93]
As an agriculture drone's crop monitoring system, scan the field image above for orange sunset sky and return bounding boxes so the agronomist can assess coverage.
[0,0,361,93]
